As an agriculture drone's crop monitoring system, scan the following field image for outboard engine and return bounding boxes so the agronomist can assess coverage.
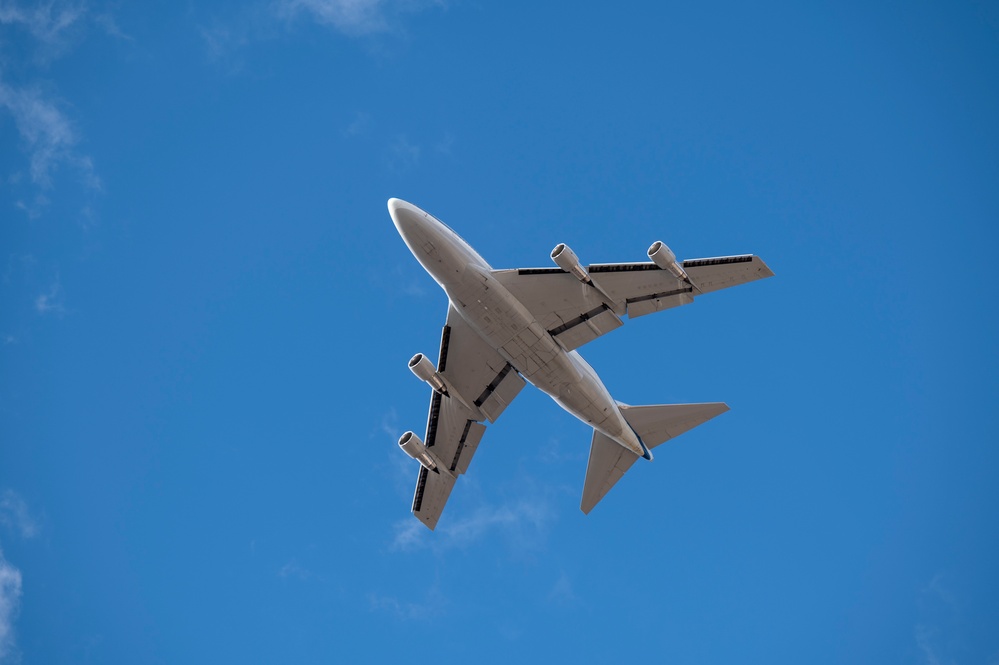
[398,431,441,473]
[648,241,688,281]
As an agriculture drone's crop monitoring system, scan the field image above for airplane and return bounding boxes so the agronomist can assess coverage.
[389,197,773,529]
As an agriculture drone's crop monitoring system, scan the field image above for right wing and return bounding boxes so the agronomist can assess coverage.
[491,255,773,350]
[411,304,526,530]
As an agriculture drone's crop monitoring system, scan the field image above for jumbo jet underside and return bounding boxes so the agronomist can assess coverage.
[389,198,773,529]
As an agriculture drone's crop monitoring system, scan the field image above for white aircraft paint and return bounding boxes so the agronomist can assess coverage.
[388,197,773,528]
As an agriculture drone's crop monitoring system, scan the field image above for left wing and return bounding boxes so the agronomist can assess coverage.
[491,254,773,351]
[411,305,526,529]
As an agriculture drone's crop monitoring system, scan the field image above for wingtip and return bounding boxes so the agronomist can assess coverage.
[755,256,776,278]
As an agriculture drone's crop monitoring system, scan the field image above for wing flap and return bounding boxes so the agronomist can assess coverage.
[625,287,695,318]
[451,421,486,475]
[548,303,624,351]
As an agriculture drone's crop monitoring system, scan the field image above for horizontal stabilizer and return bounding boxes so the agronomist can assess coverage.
[581,430,640,514]
[619,402,729,448]
[580,402,729,514]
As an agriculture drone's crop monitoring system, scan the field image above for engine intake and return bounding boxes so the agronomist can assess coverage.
[551,243,591,284]
[408,353,448,395]
[648,241,688,280]
[398,431,439,473]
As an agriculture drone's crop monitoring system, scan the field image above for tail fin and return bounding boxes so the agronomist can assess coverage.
[580,402,729,514]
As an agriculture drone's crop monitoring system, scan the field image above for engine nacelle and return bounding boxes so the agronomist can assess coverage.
[551,243,591,284]
[408,353,448,395]
[648,241,688,281]
[398,431,439,473]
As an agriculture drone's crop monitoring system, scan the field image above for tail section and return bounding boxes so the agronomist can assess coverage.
[580,402,729,514]
[619,402,729,448]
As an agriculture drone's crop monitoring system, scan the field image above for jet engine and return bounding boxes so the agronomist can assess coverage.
[408,353,448,395]
[551,243,591,284]
[648,241,688,281]
[398,431,440,473]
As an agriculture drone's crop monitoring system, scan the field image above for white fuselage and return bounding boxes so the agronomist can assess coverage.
[390,198,648,459]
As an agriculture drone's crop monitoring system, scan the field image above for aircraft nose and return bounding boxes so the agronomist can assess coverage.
[388,197,422,235]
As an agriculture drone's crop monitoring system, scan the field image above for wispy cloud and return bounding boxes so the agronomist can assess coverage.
[433,132,454,156]
[92,11,130,41]
[385,135,420,172]
[343,110,371,137]
[34,275,65,315]
[547,571,576,606]
[0,3,105,222]
[0,0,87,58]
[390,490,558,554]
[0,82,97,191]
[0,548,22,664]
[278,0,390,36]
[0,491,31,661]
[202,0,444,70]
[915,624,943,665]
[278,559,315,581]
[0,491,38,539]
[277,0,446,37]
[368,579,446,620]
[913,572,964,665]
[199,20,254,72]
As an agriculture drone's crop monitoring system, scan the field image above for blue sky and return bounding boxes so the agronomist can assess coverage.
[1,1,997,662]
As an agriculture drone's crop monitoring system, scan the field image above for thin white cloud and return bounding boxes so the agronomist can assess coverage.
[34,276,64,315]
[0,548,22,664]
[391,518,424,550]
[390,492,557,553]
[277,0,445,37]
[0,81,97,190]
[92,11,131,41]
[279,0,389,35]
[277,559,314,581]
[386,135,420,172]
[200,0,445,75]
[0,491,38,539]
[547,571,576,606]
[367,579,445,620]
[343,110,371,137]
[913,572,965,665]
[433,132,454,156]
[914,624,942,665]
[0,0,86,53]
[199,22,251,71]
